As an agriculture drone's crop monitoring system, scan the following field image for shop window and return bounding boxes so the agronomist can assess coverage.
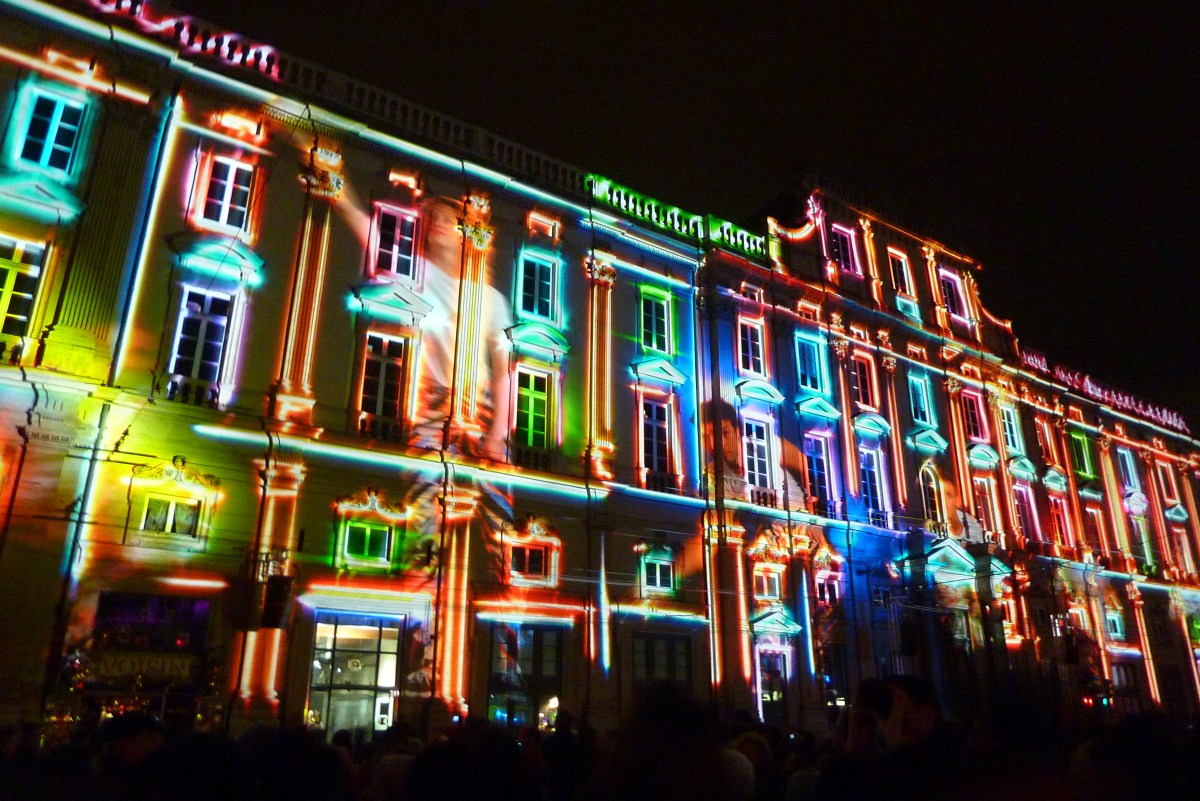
[632,632,691,691]
[168,287,230,384]
[373,205,418,279]
[0,233,46,351]
[738,318,766,375]
[200,156,254,232]
[141,495,201,537]
[518,253,558,323]
[19,89,85,173]
[640,288,672,354]
[359,332,410,440]
[307,612,406,738]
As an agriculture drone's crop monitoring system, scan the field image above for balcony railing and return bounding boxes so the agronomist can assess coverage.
[644,471,680,494]
[165,378,220,409]
[357,414,405,444]
[750,487,778,508]
[512,445,554,472]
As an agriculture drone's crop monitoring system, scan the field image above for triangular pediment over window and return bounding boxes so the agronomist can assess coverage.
[0,172,82,224]
[509,321,570,363]
[170,232,264,287]
[631,356,686,385]
[750,607,803,635]
[351,282,434,326]
[1165,503,1189,523]
[796,396,841,420]
[736,378,784,405]
[907,427,949,452]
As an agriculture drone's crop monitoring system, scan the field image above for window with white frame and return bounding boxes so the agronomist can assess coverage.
[0,234,46,346]
[828,226,859,275]
[518,253,558,322]
[753,566,782,601]
[1156,462,1179,503]
[1084,507,1106,552]
[342,519,394,564]
[938,269,968,318]
[1106,611,1125,640]
[19,90,85,172]
[201,156,254,231]
[961,391,987,441]
[1116,447,1138,490]
[642,399,672,476]
[360,333,410,422]
[816,574,841,606]
[909,375,933,426]
[859,448,887,523]
[850,355,876,408]
[640,288,672,354]
[920,466,943,525]
[743,418,772,489]
[1035,419,1059,464]
[888,249,914,295]
[1070,432,1094,477]
[169,288,231,382]
[515,368,551,449]
[1000,406,1023,453]
[972,477,997,531]
[1048,496,1072,546]
[796,336,825,392]
[738,318,765,375]
[1173,526,1196,575]
[373,206,418,278]
[510,543,548,579]
[142,495,201,537]
[644,558,674,593]
[1127,515,1151,562]
[804,434,832,506]
[1013,484,1039,539]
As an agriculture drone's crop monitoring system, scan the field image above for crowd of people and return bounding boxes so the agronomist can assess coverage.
[2,676,1198,801]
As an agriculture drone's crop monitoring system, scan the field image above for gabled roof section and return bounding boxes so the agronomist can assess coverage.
[0,172,83,224]
[631,356,686,385]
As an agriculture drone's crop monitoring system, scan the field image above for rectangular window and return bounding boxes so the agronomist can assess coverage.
[860,448,886,522]
[909,375,932,425]
[1013,485,1039,539]
[360,333,409,421]
[1048,496,1072,546]
[828,226,859,275]
[962,391,987,441]
[817,576,840,606]
[202,156,254,231]
[511,544,548,578]
[753,568,781,601]
[738,318,765,374]
[515,369,550,449]
[1070,432,1094,477]
[888,249,913,295]
[1000,406,1023,453]
[644,559,674,592]
[1035,419,1059,464]
[642,399,672,476]
[1084,507,1106,552]
[344,521,392,563]
[632,632,691,688]
[0,234,46,344]
[374,207,417,278]
[972,477,996,531]
[804,434,831,505]
[640,291,671,353]
[796,337,824,391]
[939,270,967,317]
[142,496,201,537]
[851,355,875,407]
[169,288,231,382]
[20,91,85,171]
[1156,462,1179,503]
[1106,612,1125,640]
[519,255,556,321]
[1116,448,1138,489]
[743,419,772,489]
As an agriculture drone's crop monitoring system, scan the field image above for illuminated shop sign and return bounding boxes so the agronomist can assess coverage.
[587,175,766,258]
[1021,350,1190,433]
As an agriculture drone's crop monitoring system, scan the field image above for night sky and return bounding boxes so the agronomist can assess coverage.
[173,1,1200,430]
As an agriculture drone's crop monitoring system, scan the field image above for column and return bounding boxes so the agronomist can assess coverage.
[585,258,616,478]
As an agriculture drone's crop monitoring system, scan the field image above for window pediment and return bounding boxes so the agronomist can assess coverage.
[853,412,891,436]
[508,321,570,363]
[0,172,82,224]
[908,427,949,453]
[750,607,802,635]
[967,443,1000,469]
[1008,456,1038,481]
[631,356,686,385]
[351,281,434,327]
[1042,466,1069,492]
[736,378,784,405]
[169,232,263,287]
[1165,503,1189,523]
[796,396,840,420]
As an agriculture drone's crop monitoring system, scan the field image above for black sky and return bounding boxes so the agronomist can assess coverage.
[173,1,1200,431]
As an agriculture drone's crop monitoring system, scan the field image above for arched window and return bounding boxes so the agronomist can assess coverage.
[920,465,944,525]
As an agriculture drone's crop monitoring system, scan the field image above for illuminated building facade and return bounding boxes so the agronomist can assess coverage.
[0,0,1197,736]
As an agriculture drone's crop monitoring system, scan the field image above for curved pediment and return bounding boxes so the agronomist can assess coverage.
[735,378,784,405]
[853,412,891,436]
[509,321,570,362]
[907,427,949,453]
[795,396,841,420]
[1008,456,1038,481]
[631,356,686,385]
[0,172,83,224]
[170,232,264,287]
[351,282,433,326]
[1042,466,1069,492]
[1077,482,1104,501]
[967,444,1000,469]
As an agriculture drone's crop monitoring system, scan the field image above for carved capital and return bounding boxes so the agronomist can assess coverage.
[832,339,850,360]
[1097,434,1113,451]
[875,329,891,347]
[460,222,493,250]
[587,259,616,286]
[943,377,963,395]
[882,356,897,374]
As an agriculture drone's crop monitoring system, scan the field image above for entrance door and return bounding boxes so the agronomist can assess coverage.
[758,650,788,727]
[307,612,407,741]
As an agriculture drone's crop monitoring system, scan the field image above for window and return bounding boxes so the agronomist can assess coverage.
[515,369,551,449]
[518,254,557,321]
[804,435,831,506]
[632,632,691,690]
[972,477,996,531]
[201,156,254,231]
[909,375,933,425]
[309,613,404,736]
[142,495,201,537]
[1173,526,1196,575]
[511,544,548,579]
[642,399,672,476]
[1069,432,1094,477]
[738,318,765,374]
[640,290,671,354]
[888,249,914,295]
[1084,507,1107,552]
[796,337,825,392]
[850,355,875,407]
[860,448,886,524]
[343,520,393,564]
[1115,448,1138,489]
[1013,485,1039,539]
[1035,419,1059,463]
[872,586,892,608]
[753,567,782,601]
[1106,611,1125,640]
[169,288,231,382]
[487,624,562,729]
[939,270,967,318]
[828,226,859,275]
[962,391,987,441]
[1127,516,1151,563]
[1000,406,1022,453]
[1156,462,1179,503]
[1048,496,1072,546]
[0,234,46,345]
[644,559,674,592]
[816,575,841,606]
[360,333,410,424]
[743,419,772,489]
[374,206,417,278]
[920,466,943,524]
[19,91,85,172]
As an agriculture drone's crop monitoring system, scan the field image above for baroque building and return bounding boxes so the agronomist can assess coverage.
[0,0,1197,737]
